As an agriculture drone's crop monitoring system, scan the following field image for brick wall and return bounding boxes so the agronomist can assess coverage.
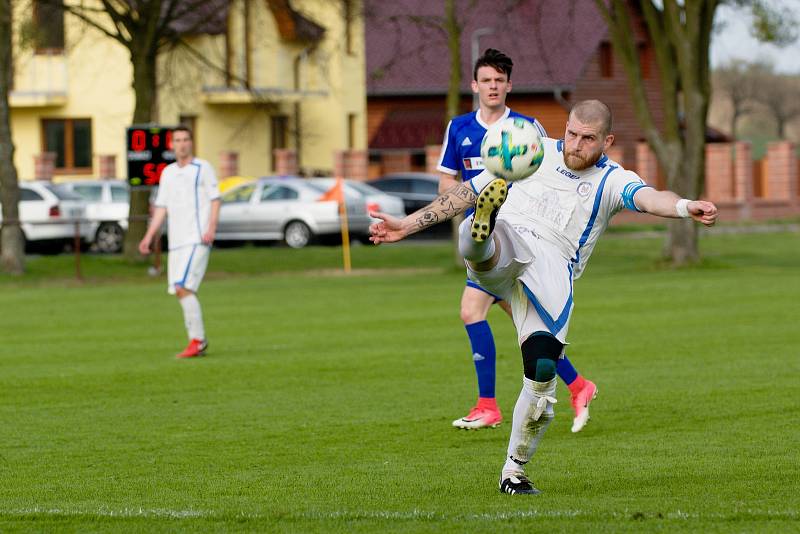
[218,151,239,178]
[704,143,734,201]
[764,141,798,201]
[334,150,368,181]
[34,152,56,180]
[274,149,298,176]
[97,155,116,179]
[379,151,412,175]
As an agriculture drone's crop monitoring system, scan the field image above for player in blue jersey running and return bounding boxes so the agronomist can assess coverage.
[437,49,596,432]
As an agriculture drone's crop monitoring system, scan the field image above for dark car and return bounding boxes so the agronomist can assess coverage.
[366,173,441,215]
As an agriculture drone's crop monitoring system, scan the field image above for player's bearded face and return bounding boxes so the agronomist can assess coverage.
[564,144,603,171]
[563,119,607,171]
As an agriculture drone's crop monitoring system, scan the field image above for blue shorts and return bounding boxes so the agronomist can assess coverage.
[465,278,503,303]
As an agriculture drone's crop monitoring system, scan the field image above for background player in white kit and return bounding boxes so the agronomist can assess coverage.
[439,49,597,432]
[369,100,718,495]
[139,126,220,358]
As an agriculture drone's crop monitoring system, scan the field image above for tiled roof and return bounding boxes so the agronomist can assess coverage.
[168,0,230,36]
[366,0,610,95]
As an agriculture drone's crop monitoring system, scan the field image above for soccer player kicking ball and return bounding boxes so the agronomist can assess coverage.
[139,126,221,359]
[439,48,597,433]
[370,100,718,495]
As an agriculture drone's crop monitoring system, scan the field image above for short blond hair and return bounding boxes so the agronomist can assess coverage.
[569,100,612,136]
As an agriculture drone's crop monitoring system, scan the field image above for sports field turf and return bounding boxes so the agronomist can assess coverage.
[1,231,798,532]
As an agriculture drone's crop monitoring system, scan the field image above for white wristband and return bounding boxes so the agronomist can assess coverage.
[675,198,691,218]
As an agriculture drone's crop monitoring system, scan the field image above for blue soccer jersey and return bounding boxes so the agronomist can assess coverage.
[436,107,547,181]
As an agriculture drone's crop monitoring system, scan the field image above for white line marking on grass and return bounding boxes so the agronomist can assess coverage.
[2,508,797,521]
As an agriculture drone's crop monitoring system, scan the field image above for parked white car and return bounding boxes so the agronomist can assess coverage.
[216,177,372,248]
[60,180,130,253]
[0,181,92,252]
[306,178,406,223]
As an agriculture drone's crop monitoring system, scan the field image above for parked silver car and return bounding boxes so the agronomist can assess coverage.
[60,179,130,253]
[216,177,372,248]
[306,178,406,223]
[0,181,92,252]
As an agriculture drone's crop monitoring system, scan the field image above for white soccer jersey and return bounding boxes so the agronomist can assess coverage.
[498,138,649,279]
[154,158,220,250]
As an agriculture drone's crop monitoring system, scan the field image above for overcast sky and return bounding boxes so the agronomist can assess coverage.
[710,1,800,73]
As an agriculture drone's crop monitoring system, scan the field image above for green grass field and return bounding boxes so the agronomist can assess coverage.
[1,232,798,532]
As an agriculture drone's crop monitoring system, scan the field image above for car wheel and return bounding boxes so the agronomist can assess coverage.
[95,222,124,253]
[283,220,312,249]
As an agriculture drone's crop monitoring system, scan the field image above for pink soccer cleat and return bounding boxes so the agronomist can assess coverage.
[176,338,208,359]
[570,379,597,433]
[452,398,503,429]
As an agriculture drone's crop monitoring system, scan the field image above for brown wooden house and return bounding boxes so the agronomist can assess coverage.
[365,0,664,177]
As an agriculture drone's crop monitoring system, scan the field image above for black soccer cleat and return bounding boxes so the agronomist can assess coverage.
[499,474,542,495]
[471,178,508,243]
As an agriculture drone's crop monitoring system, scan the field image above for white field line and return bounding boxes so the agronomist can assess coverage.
[1,507,797,521]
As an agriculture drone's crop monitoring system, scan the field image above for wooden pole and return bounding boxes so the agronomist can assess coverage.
[339,195,351,273]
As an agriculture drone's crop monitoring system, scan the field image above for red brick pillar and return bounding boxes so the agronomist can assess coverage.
[380,151,412,175]
[34,152,56,180]
[97,154,117,179]
[273,149,298,176]
[334,149,368,180]
[635,142,660,188]
[733,142,753,202]
[218,151,239,178]
[704,143,734,201]
[426,144,442,174]
[764,141,798,200]
[606,146,624,167]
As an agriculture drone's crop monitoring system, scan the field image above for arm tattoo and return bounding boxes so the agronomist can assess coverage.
[409,183,476,232]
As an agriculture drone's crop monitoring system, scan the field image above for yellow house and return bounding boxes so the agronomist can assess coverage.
[9,0,366,181]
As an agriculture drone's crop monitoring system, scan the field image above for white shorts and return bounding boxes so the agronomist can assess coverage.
[167,244,210,294]
[464,219,574,345]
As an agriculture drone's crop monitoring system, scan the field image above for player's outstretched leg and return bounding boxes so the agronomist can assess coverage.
[471,178,507,243]
[557,356,598,433]
[499,332,560,495]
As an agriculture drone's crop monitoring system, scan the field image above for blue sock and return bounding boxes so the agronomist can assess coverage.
[465,321,496,398]
[557,354,579,385]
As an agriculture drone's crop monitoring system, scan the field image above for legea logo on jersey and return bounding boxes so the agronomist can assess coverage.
[556,165,580,180]
[577,181,593,197]
[463,157,484,170]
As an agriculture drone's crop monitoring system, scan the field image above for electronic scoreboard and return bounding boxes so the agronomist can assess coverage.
[126,126,176,186]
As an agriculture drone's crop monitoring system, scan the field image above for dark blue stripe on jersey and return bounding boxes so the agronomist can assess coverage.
[557,140,564,152]
[520,264,574,336]
[595,155,608,168]
[191,161,202,238]
[622,182,652,212]
[572,165,618,265]
[178,245,197,287]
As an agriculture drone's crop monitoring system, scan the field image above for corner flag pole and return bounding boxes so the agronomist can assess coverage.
[338,180,352,273]
[319,177,351,273]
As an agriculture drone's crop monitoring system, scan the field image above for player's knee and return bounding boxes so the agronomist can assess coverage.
[175,286,193,299]
[520,332,563,382]
[460,304,486,324]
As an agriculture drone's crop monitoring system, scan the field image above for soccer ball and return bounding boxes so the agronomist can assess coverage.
[480,117,545,182]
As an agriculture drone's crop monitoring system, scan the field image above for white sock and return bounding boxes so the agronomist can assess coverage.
[502,376,557,479]
[458,217,496,262]
[467,169,497,193]
[179,293,205,341]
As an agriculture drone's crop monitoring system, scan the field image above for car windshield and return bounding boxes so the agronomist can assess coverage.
[304,182,329,193]
[345,181,383,195]
[45,184,85,201]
